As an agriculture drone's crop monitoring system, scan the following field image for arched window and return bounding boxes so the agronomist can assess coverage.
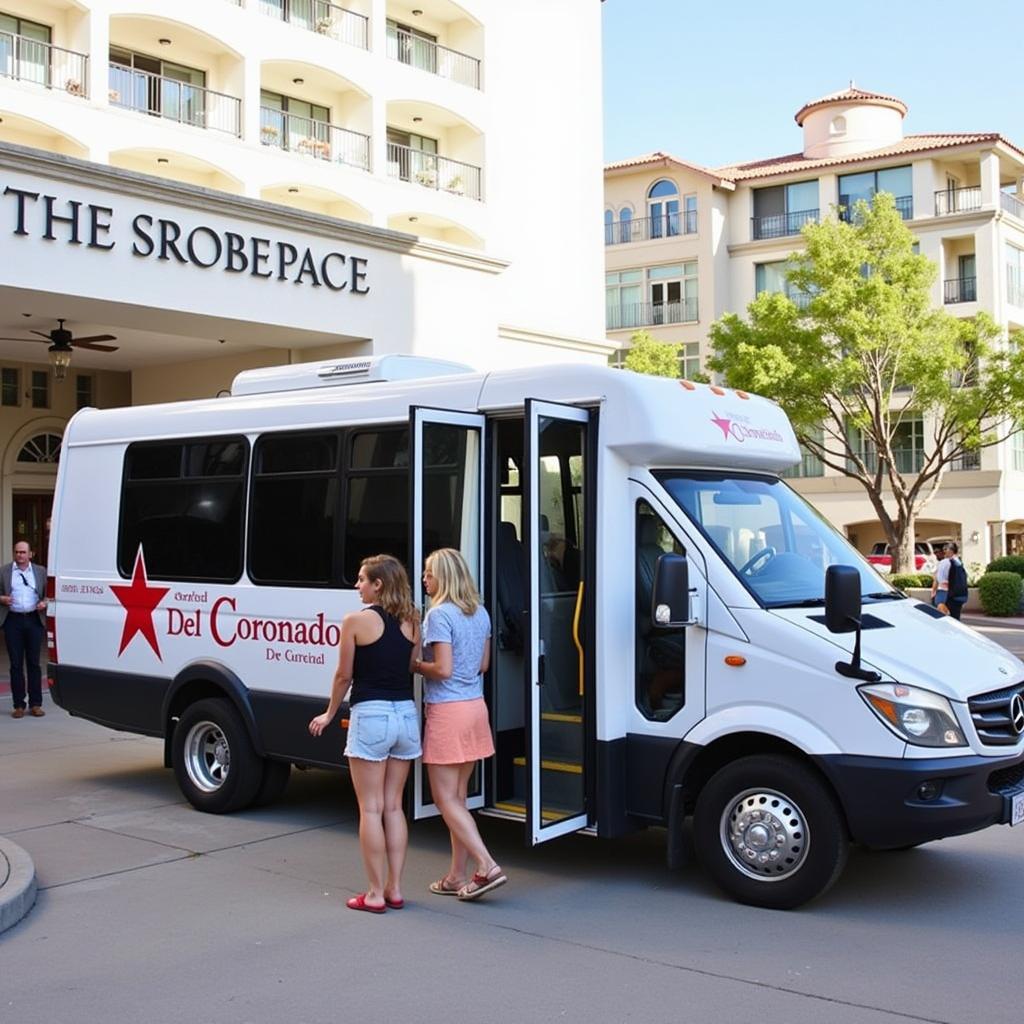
[618,206,633,243]
[647,179,679,238]
[604,208,614,245]
[17,433,62,464]
[830,115,847,136]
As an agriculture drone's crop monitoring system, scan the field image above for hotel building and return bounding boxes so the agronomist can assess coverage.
[604,86,1024,566]
[0,0,608,555]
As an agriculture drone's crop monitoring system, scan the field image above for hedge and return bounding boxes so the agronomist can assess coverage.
[977,572,1023,616]
[986,555,1024,578]
[888,573,934,590]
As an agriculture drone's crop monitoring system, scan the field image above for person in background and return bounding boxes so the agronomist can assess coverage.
[1,540,48,718]
[936,542,968,620]
[309,554,421,913]
[930,544,950,613]
[415,548,506,901]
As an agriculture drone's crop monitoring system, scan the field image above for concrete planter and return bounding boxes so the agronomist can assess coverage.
[904,586,981,612]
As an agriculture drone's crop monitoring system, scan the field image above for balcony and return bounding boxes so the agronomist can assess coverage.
[1002,191,1024,222]
[944,277,977,304]
[386,26,481,90]
[108,64,241,137]
[606,298,699,331]
[840,195,913,222]
[848,448,924,474]
[781,452,825,479]
[751,208,819,241]
[0,32,89,98]
[604,210,697,245]
[256,0,369,49]
[935,186,981,216]
[260,107,369,170]
[386,142,481,200]
[950,452,981,471]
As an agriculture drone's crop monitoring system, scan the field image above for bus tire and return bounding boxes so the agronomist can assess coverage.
[173,698,262,814]
[253,759,291,807]
[693,755,848,910]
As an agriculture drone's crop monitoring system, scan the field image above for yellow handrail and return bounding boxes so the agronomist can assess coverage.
[571,581,585,696]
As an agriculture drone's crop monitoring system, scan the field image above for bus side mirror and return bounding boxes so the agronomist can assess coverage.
[825,565,881,682]
[824,565,861,633]
[652,553,693,629]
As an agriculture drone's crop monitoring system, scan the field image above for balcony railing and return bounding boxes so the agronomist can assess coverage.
[257,0,369,49]
[0,32,89,97]
[260,107,370,170]
[935,186,982,216]
[606,298,699,330]
[604,210,698,244]
[944,276,977,304]
[781,452,825,479]
[840,195,913,222]
[108,63,241,136]
[1002,191,1024,221]
[751,207,819,241]
[386,143,482,200]
[950,452,981,471]
[848,448,924,474]
[386,26,481,90]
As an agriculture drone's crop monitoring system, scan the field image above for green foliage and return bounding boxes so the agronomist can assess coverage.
[977,572,1023,616]
[966,561,985,586]
[888,573,933,591]
[623,330,680,378]
[985,555,1024,578]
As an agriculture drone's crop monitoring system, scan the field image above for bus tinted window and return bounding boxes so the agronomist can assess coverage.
[119,437,247,582]
[351,430,409,469]
[250,431,339,586]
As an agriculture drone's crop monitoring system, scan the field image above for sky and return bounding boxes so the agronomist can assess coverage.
[602,0,1023,170]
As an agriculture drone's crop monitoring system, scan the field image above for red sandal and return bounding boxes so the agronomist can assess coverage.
[457,866,507,901]
[347,893,386,914]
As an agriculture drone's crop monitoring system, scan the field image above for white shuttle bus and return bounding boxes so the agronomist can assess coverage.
[48,358,1024,908]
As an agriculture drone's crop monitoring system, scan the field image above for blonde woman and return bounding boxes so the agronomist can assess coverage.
[415,548,506,901]
[309,555,421,914]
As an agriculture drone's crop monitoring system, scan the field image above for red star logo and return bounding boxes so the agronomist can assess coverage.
[711,412,733,440]
[110,549,170,660]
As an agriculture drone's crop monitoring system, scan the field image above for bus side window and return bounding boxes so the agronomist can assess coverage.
[635,501,685,721]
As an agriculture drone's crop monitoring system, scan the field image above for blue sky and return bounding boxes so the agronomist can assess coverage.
[602,0,1022,169]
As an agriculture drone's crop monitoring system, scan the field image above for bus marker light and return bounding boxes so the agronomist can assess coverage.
[724,655,746,667]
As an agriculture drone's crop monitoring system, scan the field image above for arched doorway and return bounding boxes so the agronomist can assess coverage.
[3,422,63,562]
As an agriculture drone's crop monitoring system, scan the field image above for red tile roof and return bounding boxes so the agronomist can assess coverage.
[604,150,732,187]
[794,86,908,125]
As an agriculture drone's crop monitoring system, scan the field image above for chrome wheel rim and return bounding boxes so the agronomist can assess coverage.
[719,787,809,882]
[184,720,231,793]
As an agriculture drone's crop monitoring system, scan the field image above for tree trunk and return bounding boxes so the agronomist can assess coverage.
[890,518,916,575]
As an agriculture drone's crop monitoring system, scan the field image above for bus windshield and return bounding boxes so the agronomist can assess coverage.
[654,470,892,608]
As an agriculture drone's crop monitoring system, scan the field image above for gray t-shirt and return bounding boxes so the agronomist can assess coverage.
[422,601,491,704]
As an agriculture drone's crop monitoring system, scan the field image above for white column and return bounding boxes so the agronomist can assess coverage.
[979,150,1000,207]
[369,0,388,210]
[818,173,837,220]
[911,159,936,220]
[241,52,261,147]
[85,7,109,108]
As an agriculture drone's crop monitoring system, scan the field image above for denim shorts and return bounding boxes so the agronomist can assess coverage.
[344,700,422,762]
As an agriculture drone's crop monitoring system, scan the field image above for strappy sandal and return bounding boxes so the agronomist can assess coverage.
[429,877,464,896]
[457,866,507,901]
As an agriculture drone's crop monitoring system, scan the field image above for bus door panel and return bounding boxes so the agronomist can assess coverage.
[409,407,487,820]
[524,400,590,844]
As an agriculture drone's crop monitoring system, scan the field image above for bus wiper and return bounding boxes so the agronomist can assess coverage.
[771,597,826,608]
[863,591,903,600]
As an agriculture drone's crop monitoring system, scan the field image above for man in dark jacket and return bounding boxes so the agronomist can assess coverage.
[1,540,48,717]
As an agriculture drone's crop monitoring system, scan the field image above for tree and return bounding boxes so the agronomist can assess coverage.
[707,192,1024,573]
[623,330,681,377]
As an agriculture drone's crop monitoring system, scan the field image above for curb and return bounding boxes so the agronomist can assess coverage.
[0,836,37,935]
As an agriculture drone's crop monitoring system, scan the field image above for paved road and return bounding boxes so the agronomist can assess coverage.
[2,635,1022,1024]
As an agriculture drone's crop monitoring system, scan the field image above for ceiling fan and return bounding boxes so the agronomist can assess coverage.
[0,319,119,353]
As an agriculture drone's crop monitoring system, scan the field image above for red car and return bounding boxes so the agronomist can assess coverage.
[866,542,938,573]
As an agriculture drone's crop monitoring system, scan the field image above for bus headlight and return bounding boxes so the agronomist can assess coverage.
[858,683,966,747]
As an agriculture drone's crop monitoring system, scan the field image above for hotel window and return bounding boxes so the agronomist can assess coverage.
[606,269,644,330]
[1007,244,1024,307]
[386,18,438,74]
[75,374,93,410]
[260,89,330,152]
[1013,428,1024,472]
[839,165,912,221]
[781,426,825,478]
[649,263,698,325]
[847,417,923,474]
[108,47,206,127]
[752,180,818,239]
[386,126,439,183]
[0,13,50,87]
[1,367,18,406]
[30,370,48,409]
[755,261,812,308]
[647,179,680,238]
[604,209,614,245]
[679,341,700,379]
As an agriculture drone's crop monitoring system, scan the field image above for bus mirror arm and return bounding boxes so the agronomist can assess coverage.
[652,553,697,630]
[825,565,881,683]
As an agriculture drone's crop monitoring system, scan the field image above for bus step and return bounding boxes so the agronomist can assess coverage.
[511,758,584,809]
[539,713,583,761]
[484,799,578,824]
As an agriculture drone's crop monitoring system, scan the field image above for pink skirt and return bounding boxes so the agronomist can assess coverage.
[422,698,495,764]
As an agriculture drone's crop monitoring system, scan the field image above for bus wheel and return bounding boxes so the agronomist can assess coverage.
[693,755,848,910]
[173,699,262,814]
[253,759,291,807]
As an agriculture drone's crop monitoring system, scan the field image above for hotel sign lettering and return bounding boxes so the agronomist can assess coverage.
[1,185,369,293]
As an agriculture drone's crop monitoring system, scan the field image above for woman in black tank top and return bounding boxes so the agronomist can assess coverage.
[309,555,421,913]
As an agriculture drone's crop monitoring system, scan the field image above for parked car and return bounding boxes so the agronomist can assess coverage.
[867,541,938,573]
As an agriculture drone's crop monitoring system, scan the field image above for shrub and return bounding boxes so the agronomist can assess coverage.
[889,573,932,591]
[977,572,1023,616]
[986,555,1024,577]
